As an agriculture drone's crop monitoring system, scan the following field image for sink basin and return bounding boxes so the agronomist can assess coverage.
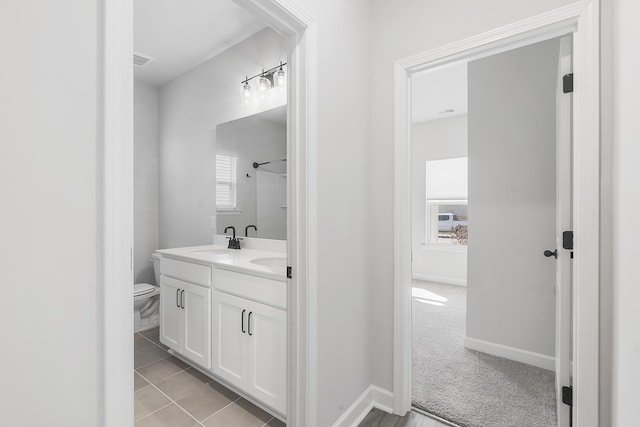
[250,257,287,269]
[189,248,233,257]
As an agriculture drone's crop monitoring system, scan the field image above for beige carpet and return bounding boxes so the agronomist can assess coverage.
[411,281,557,427]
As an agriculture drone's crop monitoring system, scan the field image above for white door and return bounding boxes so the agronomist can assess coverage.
[466,38,572,426]
[182,282,211,369]
[246,300,287,414]
[554,35,573,427]
[159,276,182,352]
[212,291,247,389]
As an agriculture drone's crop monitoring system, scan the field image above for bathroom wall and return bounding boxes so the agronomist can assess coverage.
[411,115,468,285]
[370,0,578,394]
[158,28,286,249]
[134,80,160,284]
[466,39,559,359]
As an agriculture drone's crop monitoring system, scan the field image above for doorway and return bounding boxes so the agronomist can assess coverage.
[393,4,600,426]
[409,36,571,427]
[101,1,317,426]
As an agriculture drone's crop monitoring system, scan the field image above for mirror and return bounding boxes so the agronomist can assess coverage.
[215,106,287,240]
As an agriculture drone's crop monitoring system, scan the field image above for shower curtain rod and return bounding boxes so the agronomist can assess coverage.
[252,158,287,169]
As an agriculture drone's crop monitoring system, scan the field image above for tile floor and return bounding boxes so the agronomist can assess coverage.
[134,327,285,427]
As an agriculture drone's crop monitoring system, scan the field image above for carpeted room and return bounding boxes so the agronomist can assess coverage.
[409,37,567,427]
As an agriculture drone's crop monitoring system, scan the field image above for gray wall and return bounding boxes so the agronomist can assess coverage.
[294,1,374,424]
[0,1,100,424]
[134,81,160,284]
[466,39,560,357]
[611,0,640,423]
[159,28,286,248]
[411,115,468,284]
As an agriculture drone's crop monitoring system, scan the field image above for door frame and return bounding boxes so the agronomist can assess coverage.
[100,1,318,426]
[393,1,600,425]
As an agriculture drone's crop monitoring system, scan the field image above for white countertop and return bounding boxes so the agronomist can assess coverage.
[155,244,287,282]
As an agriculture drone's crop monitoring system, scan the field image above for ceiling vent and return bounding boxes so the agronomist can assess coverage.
[133,53,153,67]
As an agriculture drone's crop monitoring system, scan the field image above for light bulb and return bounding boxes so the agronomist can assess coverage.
[276,68,285,87]
[242,81,251,99]
[259,75,269,93]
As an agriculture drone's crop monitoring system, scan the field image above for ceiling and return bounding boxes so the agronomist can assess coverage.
[411,62,468,123]
[134,0,267,86]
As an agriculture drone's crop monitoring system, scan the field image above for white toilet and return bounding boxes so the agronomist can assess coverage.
[134,253,161,332]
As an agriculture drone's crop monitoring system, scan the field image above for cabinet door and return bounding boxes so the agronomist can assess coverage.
[159,276,182,352]
[182,282,211,369]
[212,291,247,389]
[246,300,287,414]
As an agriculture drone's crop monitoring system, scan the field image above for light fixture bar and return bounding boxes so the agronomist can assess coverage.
[241,62,287,84]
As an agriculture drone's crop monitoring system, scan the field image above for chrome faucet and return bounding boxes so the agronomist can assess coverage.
[224,226,242,250]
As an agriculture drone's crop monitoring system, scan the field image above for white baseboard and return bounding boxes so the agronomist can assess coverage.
[331,385,394,427]
[463,336,555,371]
[412,273,466,287]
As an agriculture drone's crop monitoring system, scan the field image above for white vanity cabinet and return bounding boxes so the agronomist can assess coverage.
[245,297,286,413]
[211,291,246,388]
[156,249,287,417]
[159,259,212,369]
[212,269,287,415]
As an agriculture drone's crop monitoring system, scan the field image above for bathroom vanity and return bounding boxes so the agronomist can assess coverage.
[155,240,287,418]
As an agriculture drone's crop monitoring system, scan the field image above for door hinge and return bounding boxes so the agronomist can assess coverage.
[563,231,574,250]
[562,385,573,406]
[563,73,574,93]
[287,266,292,279]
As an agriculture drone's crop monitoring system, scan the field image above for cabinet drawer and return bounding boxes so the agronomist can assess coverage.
[214,268,286,309]
[161,258,211,287]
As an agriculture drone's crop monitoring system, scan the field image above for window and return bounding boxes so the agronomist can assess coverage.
[425,157,468,246]
[216,154,238,210]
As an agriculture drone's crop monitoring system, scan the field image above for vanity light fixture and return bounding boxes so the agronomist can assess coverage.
[258,71,270,93]
[243,79,251,100]
[241,61,287,101]
[276,63,286,87]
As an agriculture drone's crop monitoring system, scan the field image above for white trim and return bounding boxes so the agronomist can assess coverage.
[101,0,134,425]
[330,386,394,427]
[394,2,599,425]
[412,273,466,287]
[463,336,556,372]
[101,1,318,426]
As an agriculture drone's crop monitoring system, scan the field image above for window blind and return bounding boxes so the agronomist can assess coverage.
[425,157,468,200]
[216,155,237,209]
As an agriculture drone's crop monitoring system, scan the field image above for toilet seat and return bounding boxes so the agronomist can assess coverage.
[134,283,158,298]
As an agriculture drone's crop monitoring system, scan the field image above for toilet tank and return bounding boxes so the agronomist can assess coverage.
[151,253,161,285]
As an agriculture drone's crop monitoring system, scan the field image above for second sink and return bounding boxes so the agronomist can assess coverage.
[250,257,287,269]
